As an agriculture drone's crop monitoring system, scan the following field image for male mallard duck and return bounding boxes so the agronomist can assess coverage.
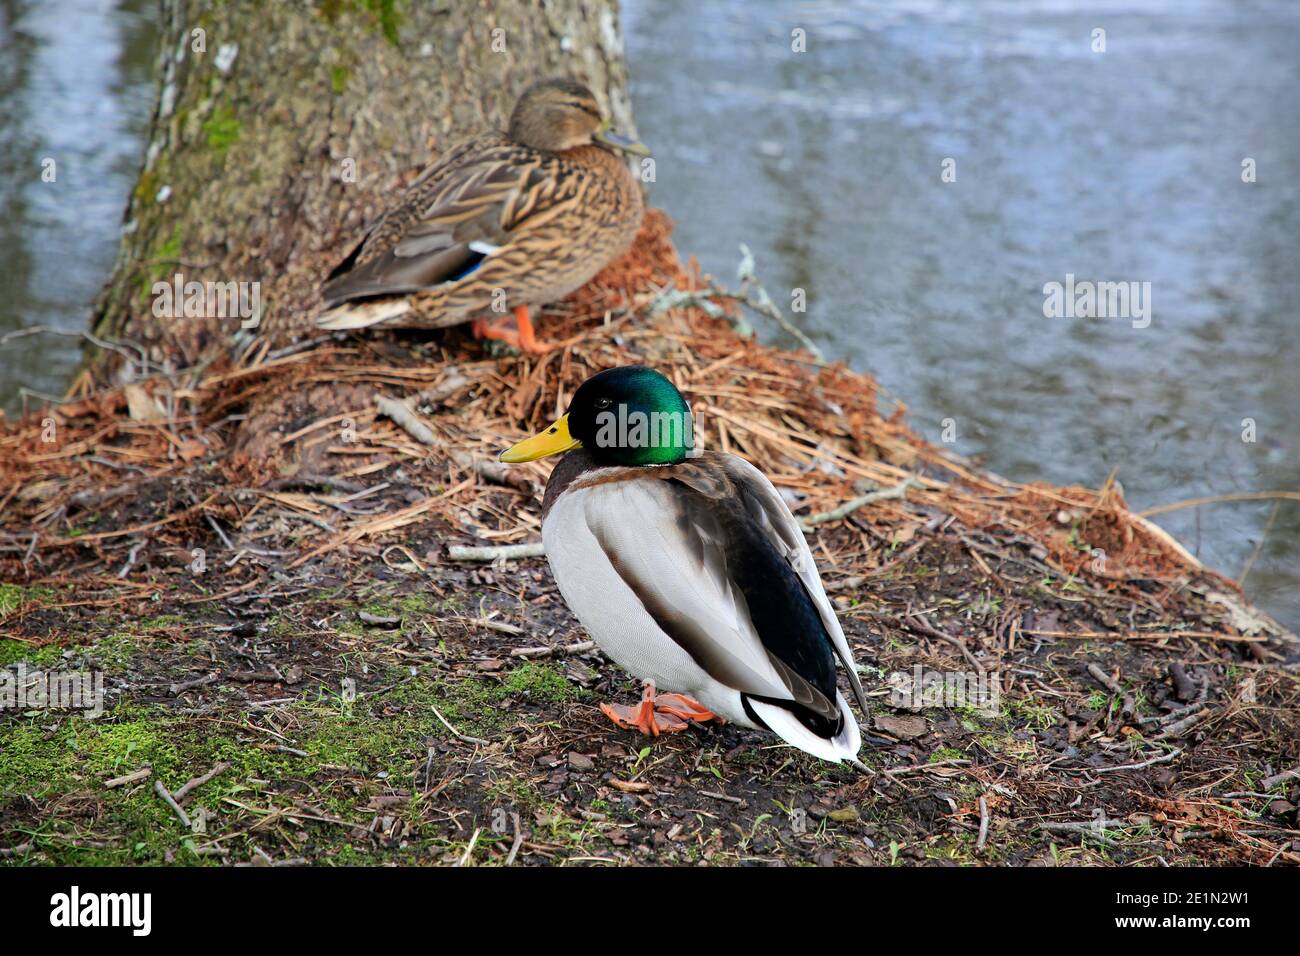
[500,366,869,765]
[317,78,647,353]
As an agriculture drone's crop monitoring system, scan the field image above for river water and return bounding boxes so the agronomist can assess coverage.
[1,0,1296,627]
[0,0,155,405]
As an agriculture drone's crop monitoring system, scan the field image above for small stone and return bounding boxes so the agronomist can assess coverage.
[567,752,595,771]
[874,713,929,740]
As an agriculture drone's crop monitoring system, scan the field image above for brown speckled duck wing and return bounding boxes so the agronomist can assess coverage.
[435,145,643,315]
[320,133,554,309]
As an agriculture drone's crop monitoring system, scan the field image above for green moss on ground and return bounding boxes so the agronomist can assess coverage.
[0,633,599,865]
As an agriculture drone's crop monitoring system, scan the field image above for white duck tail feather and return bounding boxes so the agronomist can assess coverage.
[746,689,862,764]
[316,297,412,330]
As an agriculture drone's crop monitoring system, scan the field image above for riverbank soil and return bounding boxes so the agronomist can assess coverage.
[1,211,1297,866]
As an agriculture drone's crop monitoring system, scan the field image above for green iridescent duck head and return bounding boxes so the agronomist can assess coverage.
[500,366,693,467]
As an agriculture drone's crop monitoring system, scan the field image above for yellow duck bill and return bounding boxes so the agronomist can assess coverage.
[500,414,582,463]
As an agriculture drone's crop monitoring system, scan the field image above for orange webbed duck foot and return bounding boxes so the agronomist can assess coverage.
[599,682,721,737]
[472,305,556,354]
[652,693,721,723]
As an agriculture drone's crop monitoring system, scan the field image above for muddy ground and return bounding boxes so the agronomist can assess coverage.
[1,468,1297,866]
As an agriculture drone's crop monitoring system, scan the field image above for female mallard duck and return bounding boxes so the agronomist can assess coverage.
[500,366,869,765]
[316,78,647,353]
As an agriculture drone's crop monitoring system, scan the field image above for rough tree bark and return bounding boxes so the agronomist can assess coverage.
[92,0,636,378]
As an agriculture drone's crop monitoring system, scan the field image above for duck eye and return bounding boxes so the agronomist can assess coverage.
[594,397,612,410]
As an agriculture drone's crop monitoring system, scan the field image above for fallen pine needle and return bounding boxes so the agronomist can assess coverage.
[1026,629,1261,643]
[1137,490,1300,519]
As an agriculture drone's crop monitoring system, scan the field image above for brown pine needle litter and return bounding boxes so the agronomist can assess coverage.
[1,210,1290,641]
[1,209,1297,867]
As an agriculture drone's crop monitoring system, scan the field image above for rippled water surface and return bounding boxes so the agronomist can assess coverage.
[0,0,1296,626]
[0,0,155,406]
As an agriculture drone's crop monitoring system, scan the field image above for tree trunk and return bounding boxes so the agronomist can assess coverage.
[92,0,636,379]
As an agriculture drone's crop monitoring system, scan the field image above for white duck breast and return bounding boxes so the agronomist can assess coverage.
[540,450,868,764]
